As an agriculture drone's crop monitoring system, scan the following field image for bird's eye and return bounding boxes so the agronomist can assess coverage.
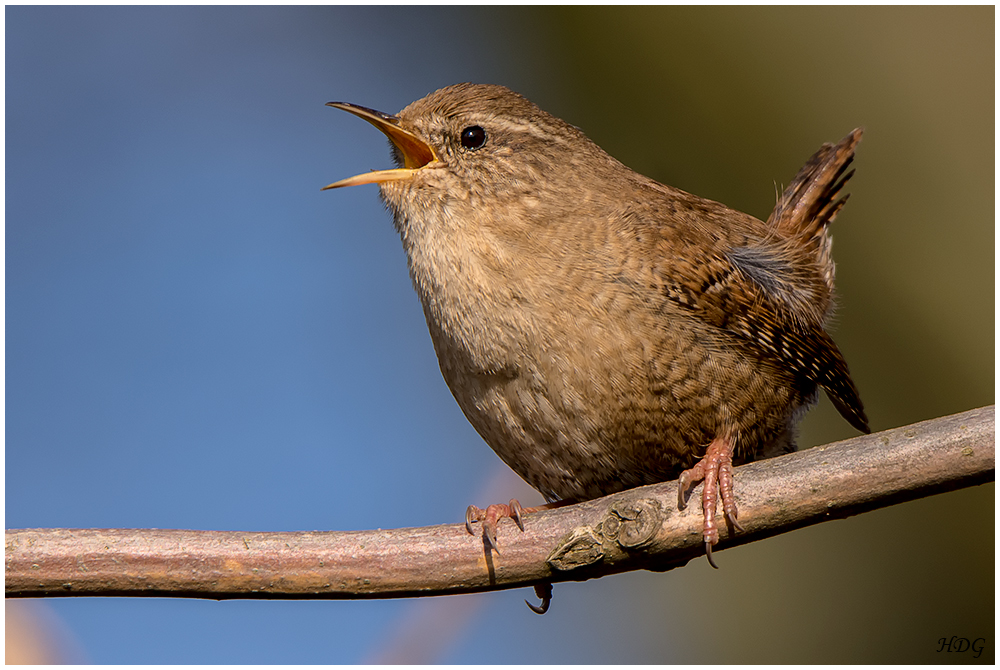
[460,125,487,150]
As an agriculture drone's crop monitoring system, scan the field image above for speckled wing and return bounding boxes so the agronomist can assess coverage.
[657,244,869,434]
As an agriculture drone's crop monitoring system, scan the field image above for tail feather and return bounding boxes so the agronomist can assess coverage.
[767,129,863,289]
[768,128,862,237]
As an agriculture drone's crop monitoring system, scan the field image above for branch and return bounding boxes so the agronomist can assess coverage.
[6,406,993,600]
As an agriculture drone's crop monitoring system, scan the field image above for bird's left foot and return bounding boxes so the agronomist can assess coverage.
[465,499,533,554]
[465,498,569,554]
[465,502,557,614]
[678,434,744,568]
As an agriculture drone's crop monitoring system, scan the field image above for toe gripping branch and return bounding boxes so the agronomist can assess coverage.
[465,499,526,555]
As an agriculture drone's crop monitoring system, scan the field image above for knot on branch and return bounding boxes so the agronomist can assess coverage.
[546,527,603,570]
[546,497,663,571]
[601,498,662,548]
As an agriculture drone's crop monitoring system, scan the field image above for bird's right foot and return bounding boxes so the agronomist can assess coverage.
[677,434,744,568]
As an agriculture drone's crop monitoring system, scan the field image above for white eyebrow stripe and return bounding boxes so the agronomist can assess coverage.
[474,117,577,147]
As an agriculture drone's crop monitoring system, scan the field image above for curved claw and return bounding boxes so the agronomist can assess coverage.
[705,540,720,569]
[677,463,703,511]
[483,520,500,555]
[525,582,553,614]
[509,498,525,532]
[465,505,480,535]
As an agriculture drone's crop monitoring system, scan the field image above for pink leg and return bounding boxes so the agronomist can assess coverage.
[677,434,744,568]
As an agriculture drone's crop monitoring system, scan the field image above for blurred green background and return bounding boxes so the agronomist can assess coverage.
[7,6,993,664]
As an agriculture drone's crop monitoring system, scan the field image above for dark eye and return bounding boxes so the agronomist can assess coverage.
[460,125,487,150]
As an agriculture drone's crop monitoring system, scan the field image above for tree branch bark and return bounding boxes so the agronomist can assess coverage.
[6,406,993,600]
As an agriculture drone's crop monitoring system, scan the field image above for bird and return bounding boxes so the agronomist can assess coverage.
[323,83,869,568]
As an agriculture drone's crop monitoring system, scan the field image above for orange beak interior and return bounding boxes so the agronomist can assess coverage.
[323,102,438,190]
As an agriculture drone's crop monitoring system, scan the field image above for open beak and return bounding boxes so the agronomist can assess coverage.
[322,102,439,190]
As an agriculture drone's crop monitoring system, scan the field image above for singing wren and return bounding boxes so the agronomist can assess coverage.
[324,83,869,565]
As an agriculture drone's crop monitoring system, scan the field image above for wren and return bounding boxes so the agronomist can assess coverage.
[324,83,869,565]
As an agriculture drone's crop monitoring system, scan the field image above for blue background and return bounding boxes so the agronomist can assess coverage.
[6,6,993,664]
